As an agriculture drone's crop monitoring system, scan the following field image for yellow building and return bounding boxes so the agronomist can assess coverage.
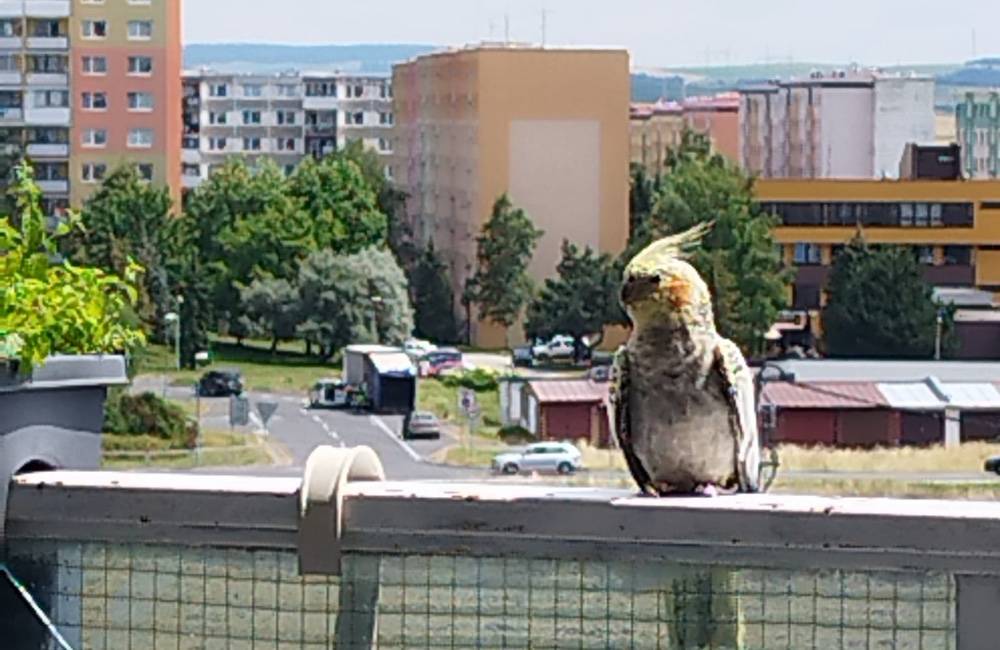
[392,44,631,347]
[758,178,1000,349]
[629,102,683,175]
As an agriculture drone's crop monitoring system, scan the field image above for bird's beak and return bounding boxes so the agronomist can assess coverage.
[621,274,660,306]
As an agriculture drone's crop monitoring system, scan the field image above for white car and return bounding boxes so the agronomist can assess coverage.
[491,442,583,475]
[531,335,576,361]
[403,338,437,360]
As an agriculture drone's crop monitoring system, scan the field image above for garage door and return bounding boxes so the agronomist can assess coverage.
[544,404,591,442]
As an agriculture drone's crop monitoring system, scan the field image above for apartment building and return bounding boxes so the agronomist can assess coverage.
[0,0,180,214]
[956,91,1000,178]
[740,72,936,179]
[181,71,394,189]
[392,44,630,347]
[629,94,741,174]
[629,101,681,175]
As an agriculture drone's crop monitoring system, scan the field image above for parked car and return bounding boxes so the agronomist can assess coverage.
[511,346,534,368]
[531,335,577,362]
[403,338,437,361]
[420,348,463,377]
[588,365,611,383]
[197,369,243,397]
[984,455,1000,475]
[308,378,350,409]
[404,411,441,440]
[491,441,583,475]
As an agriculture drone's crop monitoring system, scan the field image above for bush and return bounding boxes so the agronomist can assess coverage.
[499,425,536,445]
[104,391,198,448]
[439,367,499,392]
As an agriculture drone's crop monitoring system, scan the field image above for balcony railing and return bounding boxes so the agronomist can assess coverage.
[3,446,1000,648]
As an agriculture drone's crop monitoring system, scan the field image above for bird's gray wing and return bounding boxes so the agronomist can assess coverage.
[611,346,655,494]
[713,337,761,493]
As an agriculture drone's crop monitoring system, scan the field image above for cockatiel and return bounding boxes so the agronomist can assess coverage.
[610,222,760,496]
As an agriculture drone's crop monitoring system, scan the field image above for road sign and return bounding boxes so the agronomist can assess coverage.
[458,388,478,417]
[229,395,249,427]
[256,401,279,430]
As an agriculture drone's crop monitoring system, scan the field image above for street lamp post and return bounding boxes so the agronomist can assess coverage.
[935,310,944,361]
[371,295,384,343]
[164,312,180,371]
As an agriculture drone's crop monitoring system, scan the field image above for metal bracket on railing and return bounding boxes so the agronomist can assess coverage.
[298,445,385,576]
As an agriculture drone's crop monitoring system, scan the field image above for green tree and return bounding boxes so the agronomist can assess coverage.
[631,129,789,355]
[69,165,173,328]
[525,240,626,359]
[162,215,213,369]
[298,247,413,359]
[237,277,301,353]
[466,194,543,344]
[184,158,300,339]
[287,155,387,254]
[411,241,459,343]
[823,235,956,358]
[332,141,413,265]
[629,162,658,241]
[0,163,145,370]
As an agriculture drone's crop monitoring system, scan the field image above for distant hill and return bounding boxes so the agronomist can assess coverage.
[184,43,438,74]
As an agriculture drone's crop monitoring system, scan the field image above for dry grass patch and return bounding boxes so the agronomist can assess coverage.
[777,442,1000,474]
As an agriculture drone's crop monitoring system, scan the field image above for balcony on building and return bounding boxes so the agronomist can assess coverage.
[24,106,68,125]
[26,142,67,157]
[24,0,71,18]
[25,17,67,49]
[36,179,67,193]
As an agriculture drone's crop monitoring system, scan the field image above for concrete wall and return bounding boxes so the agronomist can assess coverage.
[873,78,936,178]
[818,86,874,178]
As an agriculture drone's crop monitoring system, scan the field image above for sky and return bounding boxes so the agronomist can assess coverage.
[184,0,1000,69]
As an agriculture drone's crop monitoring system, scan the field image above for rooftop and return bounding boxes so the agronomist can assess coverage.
[768,359,1000,383]
[528,379,609,404]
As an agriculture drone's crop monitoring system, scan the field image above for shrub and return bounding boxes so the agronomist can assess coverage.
[439,367,499,392]
[104,390,198,448]
[499,425,536,445]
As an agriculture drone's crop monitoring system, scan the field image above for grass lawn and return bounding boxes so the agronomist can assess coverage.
[134,339,339,394]
[776,442,1000,473]
[102,430,274,469]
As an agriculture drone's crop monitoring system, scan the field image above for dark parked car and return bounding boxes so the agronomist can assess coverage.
[985,456,1000,475]
[512,346,534,368]
[197,369,243,397]
[404,411,441,440]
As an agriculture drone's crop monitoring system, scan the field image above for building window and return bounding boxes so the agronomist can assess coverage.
[127,91,154,111]
[0,55,16,72]
[900,203,914,227]
[27,54,66,73]
[0,19,20,37]
[33,20,64,37]
[81,163,107,183]
[379,112,394,125]
[914,246,935,265]
[242,110,261,125]
[27,127,68,145]
[81,92,107,110]
[914,203,930,227]
[32,90,68,108]
[276,110,296,125]
[209,83,227,98]
[348,112,364,125]
[127,56,153,75]
[793,243,822,265]
[135,163,154,181]
[242,137,261,151]
[377,137,391,152]
[208,137,226,151]
[276,137,296,152]
[242,84,262,98]
[81,128,106,148]
[182,136,198,150]
[127,20,152,40]
[943,246,972,265]
[81,55,107,75]
[182,163,199,177]
[81,20,107,39]
[127,128,154,148]
[208,111,227,125]
[305,82,335,97]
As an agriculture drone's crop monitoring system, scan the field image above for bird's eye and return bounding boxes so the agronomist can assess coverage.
[621,275,660,304]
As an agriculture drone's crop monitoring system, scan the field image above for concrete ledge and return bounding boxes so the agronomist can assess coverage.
[6,471,301,549]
